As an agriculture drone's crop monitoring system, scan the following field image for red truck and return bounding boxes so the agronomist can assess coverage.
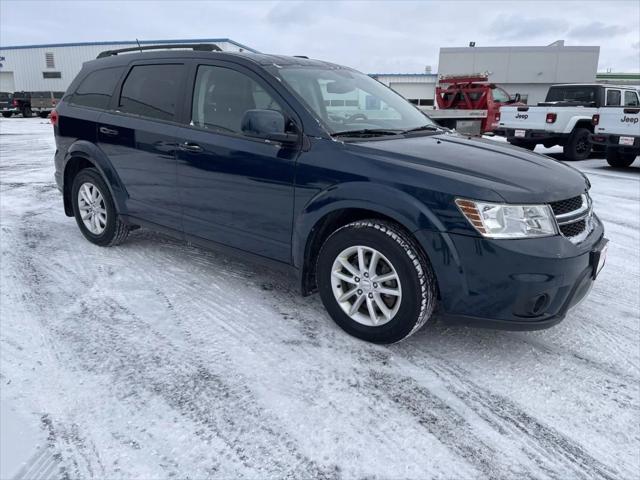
[428,74,522,135]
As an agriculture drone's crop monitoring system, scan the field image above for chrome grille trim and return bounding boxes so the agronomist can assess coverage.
[551,194,593,243]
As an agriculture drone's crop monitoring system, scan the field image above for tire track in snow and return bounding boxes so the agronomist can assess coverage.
[8,220,342,478]
[393,349,622,480]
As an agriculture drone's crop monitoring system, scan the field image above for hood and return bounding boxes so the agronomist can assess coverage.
[353,133,589,203]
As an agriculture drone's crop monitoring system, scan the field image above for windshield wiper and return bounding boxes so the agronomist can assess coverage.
[401,124,444,134]
[332,128,403,138]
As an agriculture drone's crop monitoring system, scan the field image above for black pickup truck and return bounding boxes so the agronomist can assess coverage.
[0,92,17,117]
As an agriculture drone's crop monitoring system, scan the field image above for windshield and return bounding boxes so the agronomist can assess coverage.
[274,67,436,134]
[492,88,510,103]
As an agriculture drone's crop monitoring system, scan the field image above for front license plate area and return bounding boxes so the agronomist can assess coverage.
[591,240,609,279]
[514,129,526,137]
[619,136,635,146]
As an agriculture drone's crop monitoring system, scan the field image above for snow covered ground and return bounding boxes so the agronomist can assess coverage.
[1,117,638,479]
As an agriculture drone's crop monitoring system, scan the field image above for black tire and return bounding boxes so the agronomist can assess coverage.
[317,220,437,344]
[22,106,33,118]
[606,149,637,168]
[39,111,49,119]
[509,140,536,151]
[71,168,129,247]
[563,127,591,161]
[1,112,12,118]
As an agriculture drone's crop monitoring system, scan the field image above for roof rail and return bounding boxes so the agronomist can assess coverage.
[97,43,222,59]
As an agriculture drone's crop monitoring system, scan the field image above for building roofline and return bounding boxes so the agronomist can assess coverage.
[0,38,260,53]
[440,45,599,53]
[596,73,640,79]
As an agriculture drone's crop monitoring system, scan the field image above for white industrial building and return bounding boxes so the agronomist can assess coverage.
[369,73,438,107]
[0,38,258,92]
[373,41,602,107]
[1,38,624,109]
[438,41,600,105]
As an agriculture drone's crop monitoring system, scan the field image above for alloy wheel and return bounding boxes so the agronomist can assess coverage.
[77,182,107,235]
[330,245,402,327]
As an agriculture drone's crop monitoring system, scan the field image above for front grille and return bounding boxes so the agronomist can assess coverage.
[559,219,586,237]
[550,196,583,216]
[551,194,591,241]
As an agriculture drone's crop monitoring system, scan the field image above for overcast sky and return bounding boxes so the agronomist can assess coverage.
[1,0,638,73]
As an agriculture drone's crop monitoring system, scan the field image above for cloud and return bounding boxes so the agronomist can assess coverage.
[266,1,323,27]
[488,15,568,40]
[568,22,630,39]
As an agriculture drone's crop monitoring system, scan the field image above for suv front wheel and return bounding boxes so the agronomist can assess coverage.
[317,220,437,344]
[71,168,129,246]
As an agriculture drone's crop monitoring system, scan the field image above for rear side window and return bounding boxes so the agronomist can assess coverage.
[545,86,598,104]
[71,67,125,109]
[118,64,184,121]
[606,90,621,106]
[624,91,639,107]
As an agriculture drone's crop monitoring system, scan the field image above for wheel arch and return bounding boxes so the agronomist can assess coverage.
[294,183,444,296]
[62,141,127,217]
[565,116,594,134]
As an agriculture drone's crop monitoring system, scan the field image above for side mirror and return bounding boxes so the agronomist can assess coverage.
[241,109,298,144]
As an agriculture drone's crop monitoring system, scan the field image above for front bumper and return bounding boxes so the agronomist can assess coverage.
[415,215,606,330]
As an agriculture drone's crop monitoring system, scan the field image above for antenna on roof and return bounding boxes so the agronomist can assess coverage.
[135,38,143,53]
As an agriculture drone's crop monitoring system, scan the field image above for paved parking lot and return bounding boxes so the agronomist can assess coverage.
[1,117,638,479]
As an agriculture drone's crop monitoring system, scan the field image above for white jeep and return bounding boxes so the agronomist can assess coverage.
[499,84,640,160]
[590,106,640,168]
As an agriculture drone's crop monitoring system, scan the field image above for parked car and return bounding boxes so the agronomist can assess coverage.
[499,84,640,160]
[52,45,608,343]
[0,92,17,117]
[590,107,640,167]
[11,91,64,118]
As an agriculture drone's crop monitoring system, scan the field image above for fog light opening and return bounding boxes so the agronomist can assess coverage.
[532,294,550,315]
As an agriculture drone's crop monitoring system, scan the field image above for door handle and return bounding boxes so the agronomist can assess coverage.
[178,142,203,153]
[99,126,119,136]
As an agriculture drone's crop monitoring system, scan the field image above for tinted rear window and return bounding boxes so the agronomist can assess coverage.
[545,86,598,104]
[118,64,184,121]
[0,92,11,100]
[71,67,125,110]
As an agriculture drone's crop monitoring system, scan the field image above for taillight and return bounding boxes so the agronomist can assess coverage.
[546,113,557,124]
[592,114,600,126]
[50,110,59,126]
[12,99,18,107]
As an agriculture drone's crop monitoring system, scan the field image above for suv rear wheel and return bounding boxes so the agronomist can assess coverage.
[1,112,11,118]
[71,168,129,246]
[606,148,637,168]
[317,220,437,344]
[563,127,591,161]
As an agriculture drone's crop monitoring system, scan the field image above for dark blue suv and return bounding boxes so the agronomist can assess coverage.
[53,44,608,343]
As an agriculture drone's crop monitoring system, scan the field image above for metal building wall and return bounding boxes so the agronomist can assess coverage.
[0,39,255,92]
[438,44,600,105]
[372,74,437,103]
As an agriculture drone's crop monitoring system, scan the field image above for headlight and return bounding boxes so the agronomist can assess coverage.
[456,198,557,238]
